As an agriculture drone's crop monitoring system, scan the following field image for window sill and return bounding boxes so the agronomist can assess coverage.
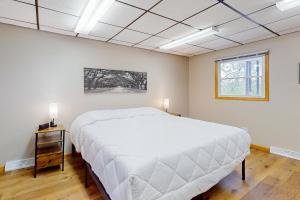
[215,96,269,101]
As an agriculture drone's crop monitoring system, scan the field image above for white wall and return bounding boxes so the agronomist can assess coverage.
[0,23,189,164]
[189,31,300,152]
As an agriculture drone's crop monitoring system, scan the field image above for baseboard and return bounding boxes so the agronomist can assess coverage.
[5,158,34,172]
[250,144,270,153]
[0,164,4,175]
[270,146,300,161]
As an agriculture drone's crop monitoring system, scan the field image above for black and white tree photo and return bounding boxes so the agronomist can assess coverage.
[84,68,147,93]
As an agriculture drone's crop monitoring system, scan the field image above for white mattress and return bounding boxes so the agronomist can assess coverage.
[70,107,251,200]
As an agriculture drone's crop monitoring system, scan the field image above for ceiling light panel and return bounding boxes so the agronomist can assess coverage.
[98,1,143,27]
[217,18,258,37]
[89,22,123,38]
[266,14,300,34]
[117,0,161,10]
[249,5,300,25]
[225,0,277,15]
[113,29,151,43]
[200,38,238,50]
[158,24,197,40]
[276,0,300,11]
[151,0,217,21]
[75,0,115,34]
[38,0,89,16]
[139,36,171,48]
[184,4,240,29]
[40,26,76,36]
[227,27,275,44]
[128,13,176,35]
[0,0,36,24]
[40,8,78,32]
[160,27,218,49]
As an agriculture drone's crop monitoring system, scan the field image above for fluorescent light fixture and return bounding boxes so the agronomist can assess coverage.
[75,0,115,34]
[160,27,218,49]
[276,0,300,11]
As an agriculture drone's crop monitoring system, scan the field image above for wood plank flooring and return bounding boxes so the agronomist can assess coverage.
[1,149,300,200]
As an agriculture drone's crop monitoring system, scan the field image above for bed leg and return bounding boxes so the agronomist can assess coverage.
[72,144,76,157]
[242,159,245,181]
[85,162,88,188]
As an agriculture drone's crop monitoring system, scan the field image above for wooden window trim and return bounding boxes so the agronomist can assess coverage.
[215,53,269,101]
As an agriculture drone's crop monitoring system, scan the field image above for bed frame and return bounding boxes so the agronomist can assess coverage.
[72,144,246,200]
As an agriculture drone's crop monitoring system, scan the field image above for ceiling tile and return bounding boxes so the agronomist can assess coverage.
[113,29,150,43]
[201,38,238,50]
[0,0,36,23]
[39,7,78,32]
[151,0,217,21]
[128,13,176,34]
[78,34,107,41]
[225,0,277,15]
[176,46,211,54]
[19,0,35,4]
[118,0,160,10]
[249,5,300,25]
[172,51,191,57]
[266,14,300,34]
[138,36,171,48]
[158,24,197,40]
[184,4,240,29]
[110,39,134,46]
[169,44,194,51]
[40,25,76,36]
[155,48,177,54]
[192,48,213,55]
[188,35,219,46]
[227,27,275,44]
[217,18,258,37]
[278,26,300,35]
[99,1,143,27]
[135,44,155,50]
[38,0,88,16]
[0,18,36,29]
[89,22,123,39]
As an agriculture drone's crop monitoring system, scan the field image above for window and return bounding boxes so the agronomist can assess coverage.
[215,51,269,101]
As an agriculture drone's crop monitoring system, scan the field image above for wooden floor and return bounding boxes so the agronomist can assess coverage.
[1,149,300,200]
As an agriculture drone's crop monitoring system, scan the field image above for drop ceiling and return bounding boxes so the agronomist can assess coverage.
[0,0,300,57]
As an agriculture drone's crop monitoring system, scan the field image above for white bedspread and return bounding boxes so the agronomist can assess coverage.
[70,107,251,200]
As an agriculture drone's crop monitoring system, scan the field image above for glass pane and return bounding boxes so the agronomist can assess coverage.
[249,57,263,77]
[220,78,246,96]
[220,62,246,79]
[248,77,263,97]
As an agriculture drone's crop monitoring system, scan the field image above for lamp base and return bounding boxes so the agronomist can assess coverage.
[50,119,57,127]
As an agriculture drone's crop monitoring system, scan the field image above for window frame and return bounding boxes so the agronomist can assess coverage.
[215,52,269,101]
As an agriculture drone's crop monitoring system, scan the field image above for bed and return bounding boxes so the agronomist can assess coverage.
[70,107,250,200]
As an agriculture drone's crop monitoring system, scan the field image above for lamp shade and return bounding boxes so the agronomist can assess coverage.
[49,103,58,119]
[163,98,170,111]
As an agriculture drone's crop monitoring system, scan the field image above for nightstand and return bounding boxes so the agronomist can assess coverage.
[168,112,181,117]
[34,125,65,178]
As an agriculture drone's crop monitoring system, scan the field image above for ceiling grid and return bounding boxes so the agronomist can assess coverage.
[1,0,299,56]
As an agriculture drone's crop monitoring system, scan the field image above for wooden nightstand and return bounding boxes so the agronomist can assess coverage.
[34,125,65,178]
[168,112,181,117]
